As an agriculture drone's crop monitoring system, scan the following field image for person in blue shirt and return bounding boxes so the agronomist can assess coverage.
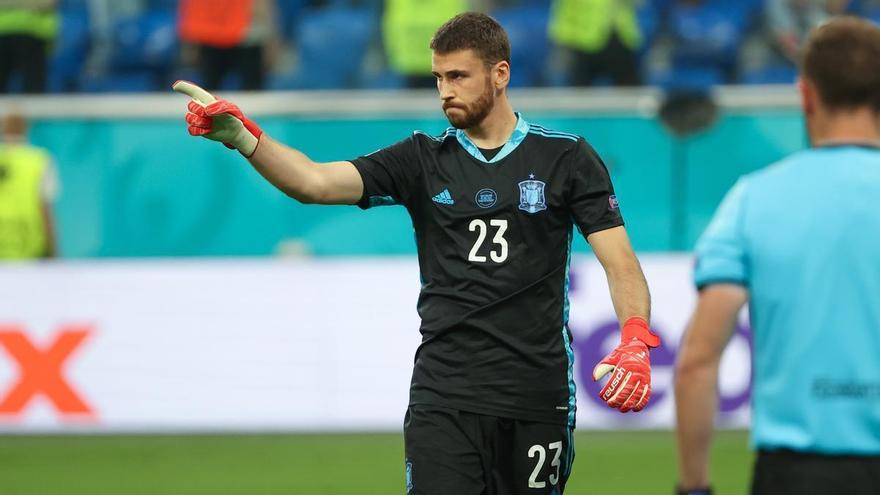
[674,16,880,495]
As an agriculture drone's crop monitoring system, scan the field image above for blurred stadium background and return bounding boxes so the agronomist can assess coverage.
[0,0,855,493]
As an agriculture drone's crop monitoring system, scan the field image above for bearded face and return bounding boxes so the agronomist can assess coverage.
[442,75,495,130]
[433,49,504,131]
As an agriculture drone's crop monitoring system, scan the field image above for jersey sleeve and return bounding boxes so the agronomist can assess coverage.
[568,138,624,236]
[693,178,750,289]
[350,136,420,209]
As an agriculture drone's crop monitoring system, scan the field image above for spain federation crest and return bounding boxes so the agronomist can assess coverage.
[518,174,547,214]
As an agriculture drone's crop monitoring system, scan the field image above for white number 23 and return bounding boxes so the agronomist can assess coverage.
[468,219,508,263]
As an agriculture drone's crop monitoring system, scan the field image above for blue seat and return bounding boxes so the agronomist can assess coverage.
[739,63,797,85]
[78,71,158,93]
[358,68,405,90]
[48,7,90,92]
[148,0,179,9]
[277,0,310,41]
[493,7,550,87]
[515,0,552,7]
[670,2,748,68]
[58,0,88,8]
[865,6,880,24]
[711,0,764,21]
[288,8,376,89]
[651,65,724,92]
[109,10,179,72]
[637,2,663,52]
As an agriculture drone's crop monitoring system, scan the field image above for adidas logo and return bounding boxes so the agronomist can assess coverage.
[432,189,454,205]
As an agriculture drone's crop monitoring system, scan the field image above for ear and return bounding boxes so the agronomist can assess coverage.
[798,77,816,115]
[493,61,510,90]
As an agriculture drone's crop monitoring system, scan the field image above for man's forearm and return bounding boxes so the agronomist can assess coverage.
[606,263,651,323]
[174,81,364,205]
[675,356,719,489]
[247,135,326,203]
[674,285,747,491]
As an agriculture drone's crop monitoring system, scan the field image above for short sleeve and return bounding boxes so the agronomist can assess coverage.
[568,138,624,236]
[350,136,420,209]
[693,178,750,289]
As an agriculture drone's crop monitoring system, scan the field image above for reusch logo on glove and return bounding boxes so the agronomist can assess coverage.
[603,368,627,401]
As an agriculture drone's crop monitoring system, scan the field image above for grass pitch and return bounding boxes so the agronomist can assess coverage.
[0,430,751,494]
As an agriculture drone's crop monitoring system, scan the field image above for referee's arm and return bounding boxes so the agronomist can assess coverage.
[587,226,651,322]
[675,284,747,491]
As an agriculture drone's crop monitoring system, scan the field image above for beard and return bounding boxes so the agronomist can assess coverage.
[443,78,495,130]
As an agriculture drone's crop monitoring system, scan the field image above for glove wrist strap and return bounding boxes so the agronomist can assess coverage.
[621,316,661,348]
[234,130,260,158]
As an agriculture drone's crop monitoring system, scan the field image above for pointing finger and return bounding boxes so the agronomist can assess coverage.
[172,80,217,105]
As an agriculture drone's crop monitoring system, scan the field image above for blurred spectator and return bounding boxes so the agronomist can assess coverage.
[548,0,643,86]
[0,0,59,93]
[0,112,60,259]
[382,0,468,88]
[178,0,280,90]
[766,0,850,63]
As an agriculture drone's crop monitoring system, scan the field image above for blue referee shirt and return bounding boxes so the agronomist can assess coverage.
[694,145,880,455]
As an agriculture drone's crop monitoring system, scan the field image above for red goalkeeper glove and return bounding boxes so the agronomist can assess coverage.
[172,80,263,157]
[592,317,661,413]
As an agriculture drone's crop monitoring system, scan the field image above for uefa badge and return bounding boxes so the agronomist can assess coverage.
[518,174,547,214]
[609,194,619,209]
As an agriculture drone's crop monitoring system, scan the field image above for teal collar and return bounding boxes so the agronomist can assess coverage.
[456,113,530,164]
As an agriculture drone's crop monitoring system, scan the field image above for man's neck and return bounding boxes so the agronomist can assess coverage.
[811,107,880,146]
[463,98,517,149]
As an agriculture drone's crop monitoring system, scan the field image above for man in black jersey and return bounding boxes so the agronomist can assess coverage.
[174,12,661,495]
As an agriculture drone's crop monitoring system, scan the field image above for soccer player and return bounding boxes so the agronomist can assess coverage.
[175,12,660,494]
[675,16,880,495]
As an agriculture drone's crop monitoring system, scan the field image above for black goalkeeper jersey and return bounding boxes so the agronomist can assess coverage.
[350,115,623,426]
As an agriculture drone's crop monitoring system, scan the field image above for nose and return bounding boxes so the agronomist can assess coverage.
[437,78,453,101]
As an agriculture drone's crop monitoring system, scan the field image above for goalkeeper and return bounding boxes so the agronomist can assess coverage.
[675,16,880,495]
[173,12,660,494]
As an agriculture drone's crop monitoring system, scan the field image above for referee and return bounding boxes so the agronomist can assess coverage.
[175,12,661,495]
[675,16,880,495]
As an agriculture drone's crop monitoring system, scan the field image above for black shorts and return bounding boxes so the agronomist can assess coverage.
[404,405,575,495]
[751,449,880,495]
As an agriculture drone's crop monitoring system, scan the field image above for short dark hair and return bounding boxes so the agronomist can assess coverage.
[430,12,511,67]
[802,16,880,112]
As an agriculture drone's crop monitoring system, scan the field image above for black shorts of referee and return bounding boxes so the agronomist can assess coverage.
[751,449,880,495]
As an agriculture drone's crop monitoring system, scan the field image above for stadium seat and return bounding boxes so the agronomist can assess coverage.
[78,71,158,93]
[48,7,90,93]
[58,0,88,8]
[739,63,797,85]
[109,10,179,73]
[669,1,750,83]
[148,0,179,9]
[492,7,551,87]
[639,0,678,47]
[519,0,552,7]
[358,68,405,90]
[277,0,310,41]
[637,3,662,51]
[286,8,376,89]
[653,65,724,92]
[865,6,880,24]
